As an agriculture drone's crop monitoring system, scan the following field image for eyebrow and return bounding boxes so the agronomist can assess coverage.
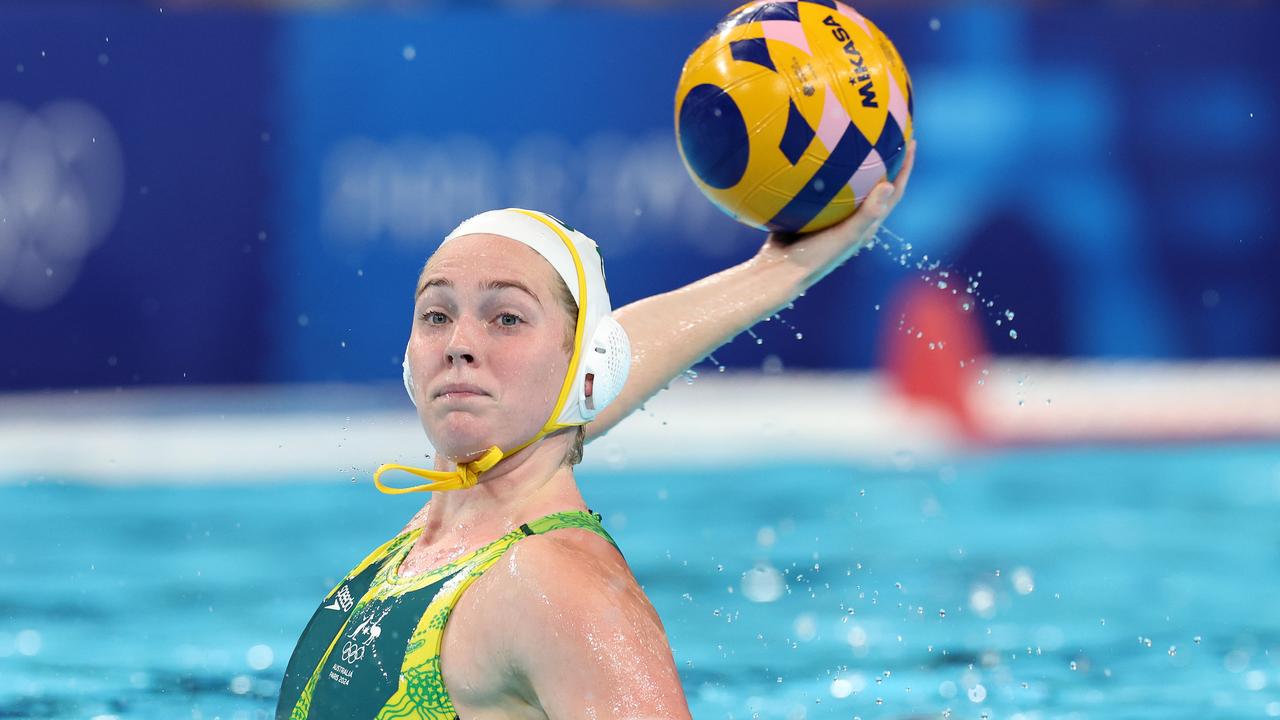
[416,276,542,307]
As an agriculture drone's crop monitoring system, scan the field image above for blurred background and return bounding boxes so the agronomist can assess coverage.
[2,0,1277,389]
[2,1,1278,719]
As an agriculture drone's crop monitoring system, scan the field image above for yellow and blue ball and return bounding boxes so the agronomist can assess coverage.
[675,0,914,233]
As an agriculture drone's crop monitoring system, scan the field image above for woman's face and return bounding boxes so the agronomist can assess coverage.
[407,233,573,463]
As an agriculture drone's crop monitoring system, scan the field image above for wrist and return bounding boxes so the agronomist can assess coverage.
[744,245,814,315]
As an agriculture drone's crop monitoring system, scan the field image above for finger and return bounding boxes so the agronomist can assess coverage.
[872,180,896,216]
[880,139,921,210]
[847,140,915,220]
[841,182,895,245]
[854,181,896,225]
[887,139,917,207]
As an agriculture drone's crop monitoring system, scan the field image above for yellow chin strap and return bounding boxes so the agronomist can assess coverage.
[372,210,589,495]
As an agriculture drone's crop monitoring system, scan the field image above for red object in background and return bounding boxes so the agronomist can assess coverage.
[880,279,988,438]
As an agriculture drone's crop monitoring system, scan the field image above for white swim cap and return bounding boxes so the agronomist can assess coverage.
[402,208,631,427]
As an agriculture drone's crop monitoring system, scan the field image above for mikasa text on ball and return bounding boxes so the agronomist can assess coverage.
[675,0,914,233]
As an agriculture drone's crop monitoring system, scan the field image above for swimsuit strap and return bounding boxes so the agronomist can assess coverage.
[374,509,616,719]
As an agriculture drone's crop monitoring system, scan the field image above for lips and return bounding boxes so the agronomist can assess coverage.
[434,383,489,399]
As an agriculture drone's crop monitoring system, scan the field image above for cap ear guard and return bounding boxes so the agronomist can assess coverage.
[402,350,418,408]
[570,315,631,421]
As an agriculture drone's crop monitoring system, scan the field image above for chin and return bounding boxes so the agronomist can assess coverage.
[423,417,500,462]
[423,413,547,463]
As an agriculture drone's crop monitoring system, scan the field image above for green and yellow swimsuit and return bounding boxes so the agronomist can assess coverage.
[276,510,617,720]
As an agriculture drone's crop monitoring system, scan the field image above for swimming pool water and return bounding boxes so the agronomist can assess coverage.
[3,443,1279,718]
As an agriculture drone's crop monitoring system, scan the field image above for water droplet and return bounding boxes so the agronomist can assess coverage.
[402,44,416,61]
[794,332,804,340]
[937,281,948,289]
[1194,635,1202,645]
[1009,329,1018,340]
[1070,661,1078,670]
[1012,567,1034,594]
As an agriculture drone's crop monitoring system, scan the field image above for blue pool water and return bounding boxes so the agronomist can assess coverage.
[3,443,1280,719]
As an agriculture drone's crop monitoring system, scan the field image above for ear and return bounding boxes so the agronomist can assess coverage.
[583,372,595,411]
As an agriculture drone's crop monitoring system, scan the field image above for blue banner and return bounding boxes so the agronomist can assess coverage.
[0,4,1276,390]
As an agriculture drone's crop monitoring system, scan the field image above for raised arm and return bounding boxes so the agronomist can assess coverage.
[585,141,916,443]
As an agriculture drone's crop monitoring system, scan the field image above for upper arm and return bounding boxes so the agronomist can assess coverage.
[500,532,691,719]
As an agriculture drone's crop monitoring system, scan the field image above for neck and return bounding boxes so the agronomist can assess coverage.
[413,430,583,545]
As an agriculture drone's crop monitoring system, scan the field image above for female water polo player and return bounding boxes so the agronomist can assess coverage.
[276,143,915,719]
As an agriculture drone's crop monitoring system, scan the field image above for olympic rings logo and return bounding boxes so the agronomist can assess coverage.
[340,640,366,664]
[0,100,124,310]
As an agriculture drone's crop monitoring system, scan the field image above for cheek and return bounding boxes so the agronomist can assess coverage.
[499,341,570,406]
[406,334,436,372]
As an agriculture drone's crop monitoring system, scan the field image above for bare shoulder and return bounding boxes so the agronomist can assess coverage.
[498,527,646,617]
[484,529,691,718]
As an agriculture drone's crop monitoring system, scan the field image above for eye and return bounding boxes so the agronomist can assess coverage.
[497,312,524,328]
[420,311,448,325]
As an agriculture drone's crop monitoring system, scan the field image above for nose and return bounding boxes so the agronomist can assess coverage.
[444,317,478,366]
